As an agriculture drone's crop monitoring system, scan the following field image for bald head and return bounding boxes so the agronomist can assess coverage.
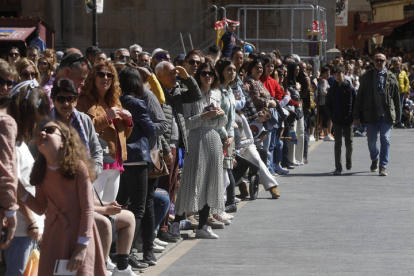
[374,53,387,71]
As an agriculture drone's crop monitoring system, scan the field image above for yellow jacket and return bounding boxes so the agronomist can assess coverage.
[391,68,409,94]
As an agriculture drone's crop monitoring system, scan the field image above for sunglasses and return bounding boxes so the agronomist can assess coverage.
[156,54,168,61]
[200,71,215,77]
[9,52,19,57]
[38,61,49,66]
[69,56,88,67]
[116,55,130,60]
[96,71,114,79]
[375,59,386,63]
[41,126,62,136]
[187,59,201,66]
[20,72,38,79]
[0,77,15,88]
[56,95,78,104]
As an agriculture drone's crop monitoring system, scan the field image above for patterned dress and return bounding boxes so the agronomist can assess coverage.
[174,89,228,215]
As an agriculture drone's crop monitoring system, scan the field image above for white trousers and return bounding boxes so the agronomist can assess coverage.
[241,145,278,191]
[93,169,120,202]
[288,117,305,163]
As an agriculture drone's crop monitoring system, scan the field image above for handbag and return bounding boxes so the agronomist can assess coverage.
[148,149,169,179]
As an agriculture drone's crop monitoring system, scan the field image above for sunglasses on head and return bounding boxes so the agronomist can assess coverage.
[375,59,386,63]
[96,71,114,79]
[9,52,19,57]
[0,77,15,88]
[200,71,215,77]
[116,55,130,60]
[20,72,38,79]
[156,54,168,61]
[69,56,88,67]
[56,95,78,104]
[41,126,62,136]
[187,59,201,66]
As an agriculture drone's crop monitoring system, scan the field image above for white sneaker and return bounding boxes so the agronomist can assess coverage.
[112,265,139,276]
[220,211,234,220]
[195,225,219,239]
[234,197,241,203]
[153,243,165,253]
[292,161,301,166]
[324,135,334,141]
[107,257,116,270]
[170,221,180,237]
[154,238,168,247]
[275,164,289,175]
[309,136,315,142]
[108,271,113,276]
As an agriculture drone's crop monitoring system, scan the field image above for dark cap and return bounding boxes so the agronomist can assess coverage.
[59,53,87,71]
[98,138,116,164]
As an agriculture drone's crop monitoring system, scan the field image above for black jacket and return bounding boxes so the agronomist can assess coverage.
[325,79,357,125]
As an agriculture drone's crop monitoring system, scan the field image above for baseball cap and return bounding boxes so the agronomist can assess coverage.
[152,48,169,57]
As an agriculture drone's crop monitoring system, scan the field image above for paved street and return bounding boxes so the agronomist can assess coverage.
[149,128,414,276]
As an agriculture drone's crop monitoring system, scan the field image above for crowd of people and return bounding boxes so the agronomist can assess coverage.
[0,22,409,276]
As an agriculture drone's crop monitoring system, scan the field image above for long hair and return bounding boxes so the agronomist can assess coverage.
[38,56,53,86]
[42,49,57,71]
[81,61,121,107]
[262,57,275,79]
[194,62,219,90]
[215,59,235,85]
[30,120,96,186]
[118,67,144,98]
[9,84,50,144]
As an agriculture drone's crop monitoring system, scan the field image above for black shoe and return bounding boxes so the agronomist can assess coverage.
[394,122,406,129]
[225,204,237,213]
[157,231,180,243]
[303,158,308,164]
[287,165,295,169]
[129,253,149,269]
[143,251,157,266]
[346,159,352,170]
[370,159,379,172]
[379,167,387,176]
[333,169,342,175]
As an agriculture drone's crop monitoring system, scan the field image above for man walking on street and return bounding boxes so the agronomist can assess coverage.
[353,53,401,176]
[326,65,357,175]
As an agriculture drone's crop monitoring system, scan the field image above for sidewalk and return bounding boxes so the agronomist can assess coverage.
[144,128,414,276]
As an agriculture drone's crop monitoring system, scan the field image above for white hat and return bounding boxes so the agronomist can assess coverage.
[152,48,169,57]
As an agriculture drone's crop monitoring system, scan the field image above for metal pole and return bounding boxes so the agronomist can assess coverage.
[180,32,186,54]
[291,8,294,54]
[189,34,194,50]
[244,7,247,54]
[93,0,98,46]
[256,9,259,52]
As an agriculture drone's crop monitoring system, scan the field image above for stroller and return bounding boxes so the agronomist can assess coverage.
[232,154,261,200]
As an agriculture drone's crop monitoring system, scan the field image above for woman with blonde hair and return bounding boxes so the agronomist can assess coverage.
[37,56,53,86]
[77,61,132,202]
[42,48,58,73]
[14,58,41,84]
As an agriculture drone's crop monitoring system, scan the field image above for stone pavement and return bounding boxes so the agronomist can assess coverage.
[146,128,414,276]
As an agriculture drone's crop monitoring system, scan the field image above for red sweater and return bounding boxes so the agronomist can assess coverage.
[260,75,299,106]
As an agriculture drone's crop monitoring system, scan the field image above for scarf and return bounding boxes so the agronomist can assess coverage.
[51,107,90,155]
[377,66,387,94]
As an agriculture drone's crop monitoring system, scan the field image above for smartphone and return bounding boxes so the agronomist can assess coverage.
[1,228,8,244]
[203,103,215,112]
[258,130,268,138]
[54,260,77,275]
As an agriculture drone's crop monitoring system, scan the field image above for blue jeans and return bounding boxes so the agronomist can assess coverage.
[267,127,277,174]
[154,188,170,230]
[5,236,36,276]
[365,116,392,168]
[399,93,405,123]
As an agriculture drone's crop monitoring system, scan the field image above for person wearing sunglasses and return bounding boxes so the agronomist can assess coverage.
[0,60,16,99]
[151,48,170,70]
[353,53,401,176]
[14,58,41,84]
[7,47,20,66]
[2,80,49,275]
[114,48,131,64]
[37,56,52,86]
[77,61,132,203]
[16,120,107,275]
[182,50,202,77]
[43,53,90,110]
[42,49,58,73]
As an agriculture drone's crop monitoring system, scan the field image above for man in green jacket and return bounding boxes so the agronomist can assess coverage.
[353,53,401,176]
[390,57,409,128]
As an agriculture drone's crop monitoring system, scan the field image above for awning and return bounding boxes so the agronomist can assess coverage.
[349,18,414,40]
[0,27,36,42]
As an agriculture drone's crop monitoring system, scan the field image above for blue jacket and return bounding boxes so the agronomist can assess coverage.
[120,95,156,164]
[325,79,357,125]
